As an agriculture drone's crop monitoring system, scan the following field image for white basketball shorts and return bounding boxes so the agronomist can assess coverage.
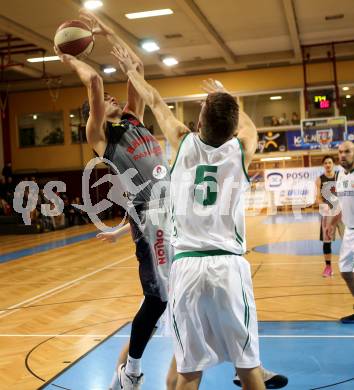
[168,252,260,373]
[339,228,354,273]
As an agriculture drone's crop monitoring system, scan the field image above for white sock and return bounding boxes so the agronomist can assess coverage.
[125,355,141,377]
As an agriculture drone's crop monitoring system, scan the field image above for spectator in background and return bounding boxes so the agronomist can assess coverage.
[271,116,280,126]
[278,113,289,126]
[73,196,90,224]
[188,121,196,132]
[2,163,12,183]
[0,176,5,198]
[291,112,300,125]
[63,195,76,226]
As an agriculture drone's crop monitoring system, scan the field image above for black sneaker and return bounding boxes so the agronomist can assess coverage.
[340,314,354,324]
[233,366,288,389]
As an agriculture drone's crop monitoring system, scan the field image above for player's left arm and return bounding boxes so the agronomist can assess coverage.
[111,46,189,152]
[80,9,145,122]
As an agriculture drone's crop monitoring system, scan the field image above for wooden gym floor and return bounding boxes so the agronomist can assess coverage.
[0,213,353,389]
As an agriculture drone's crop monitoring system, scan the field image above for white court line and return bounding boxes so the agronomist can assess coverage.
[0,334,353,338]
[0,254,135,319]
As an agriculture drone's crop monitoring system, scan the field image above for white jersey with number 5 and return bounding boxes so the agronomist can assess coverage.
[170,133,250,255]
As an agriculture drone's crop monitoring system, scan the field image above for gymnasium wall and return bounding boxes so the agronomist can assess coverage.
[8,59,354,172]
[0,119,3,173]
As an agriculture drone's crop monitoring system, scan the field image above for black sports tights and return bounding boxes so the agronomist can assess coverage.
[129,295,167,359]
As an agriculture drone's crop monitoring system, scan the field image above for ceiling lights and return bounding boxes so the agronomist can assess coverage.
[84,1,103,10]
[261,156,291,162]
[342,86,350,91]
[27,56,60,63]
[346,95,351,99]
[270,96,282,100]
[125,9,173,20]
[141,40,160,53]
[163,57,178,66]
[103,66,117,74]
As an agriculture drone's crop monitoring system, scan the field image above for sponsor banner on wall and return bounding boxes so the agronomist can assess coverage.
[265,167,324,206]
[287,125,354,151]
[256,131,287,153]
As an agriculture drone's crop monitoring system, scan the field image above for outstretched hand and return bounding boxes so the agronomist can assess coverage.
[79,8,113,36]
[202,78,228,94]
[111,45,138,74]
[54,45,75,64]
[96,231,118,243]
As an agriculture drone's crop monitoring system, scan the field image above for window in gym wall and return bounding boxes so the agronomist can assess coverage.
[339,86,354,121]
[143,103,176,135]
[18,111,64,147]
[183,100,202,132]
[243,92,301,128]
[307,89,335,118]
[70,109,87,143]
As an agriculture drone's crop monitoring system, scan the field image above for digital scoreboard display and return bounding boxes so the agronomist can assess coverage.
[314,95,331,109]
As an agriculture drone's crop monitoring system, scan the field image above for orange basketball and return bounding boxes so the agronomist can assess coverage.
[54,20,94,58]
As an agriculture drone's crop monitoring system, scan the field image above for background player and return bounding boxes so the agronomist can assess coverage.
[327,141,354,324]
[315,155,344,277]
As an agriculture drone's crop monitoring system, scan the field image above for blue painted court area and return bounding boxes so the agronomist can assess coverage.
[254,240,342,256]
[263,213,320,225]
[0,231,97,264]
[40,322,354,390]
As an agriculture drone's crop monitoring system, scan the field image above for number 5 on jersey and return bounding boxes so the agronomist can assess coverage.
[194,165,218,206]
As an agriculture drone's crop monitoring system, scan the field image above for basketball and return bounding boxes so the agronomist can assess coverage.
[54,20,94,58]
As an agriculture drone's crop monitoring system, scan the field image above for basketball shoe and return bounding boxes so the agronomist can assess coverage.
[233,366,288,388]
[340,313,354,324]
[322,265,334,277]
[109,364,144,390]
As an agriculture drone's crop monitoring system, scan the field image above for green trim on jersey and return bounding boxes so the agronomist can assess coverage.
[173,249,241,262]
[172,300,184,354]
[235,226,244,246]
[170,133,190,175]
[236,138,251,183]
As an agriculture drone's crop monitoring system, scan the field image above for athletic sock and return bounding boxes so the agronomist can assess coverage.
[125,355,141,377]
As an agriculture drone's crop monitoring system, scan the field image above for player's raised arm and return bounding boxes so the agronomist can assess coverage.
[236,111,258,169]
[79,9,145,123]
[111,46,189,152]
[55,48,106,157]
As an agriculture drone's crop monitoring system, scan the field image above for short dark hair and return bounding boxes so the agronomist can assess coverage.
[202,93,239,146]
[81,100,90,123]
[322,155,334,164]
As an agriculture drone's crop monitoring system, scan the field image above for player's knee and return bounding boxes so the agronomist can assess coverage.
[323,242,332,255]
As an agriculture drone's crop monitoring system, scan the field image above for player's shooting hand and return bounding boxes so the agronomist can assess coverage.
[79,8,113,36]
[202,78,228,93]
[111,46,138,74]
[54,46,75,64]
[96,231,118,243]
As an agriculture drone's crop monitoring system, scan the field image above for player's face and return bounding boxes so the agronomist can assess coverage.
[338,143,354,170]
[104,93,122,118]
[323,158,334,173]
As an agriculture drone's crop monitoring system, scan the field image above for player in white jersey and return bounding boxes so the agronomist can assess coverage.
[327,141,354,324]
[111,47,264,390]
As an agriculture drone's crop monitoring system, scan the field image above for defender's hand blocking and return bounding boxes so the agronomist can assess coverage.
[111,46,138,74]
[79,8,113,36]
[202,78,228,94]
